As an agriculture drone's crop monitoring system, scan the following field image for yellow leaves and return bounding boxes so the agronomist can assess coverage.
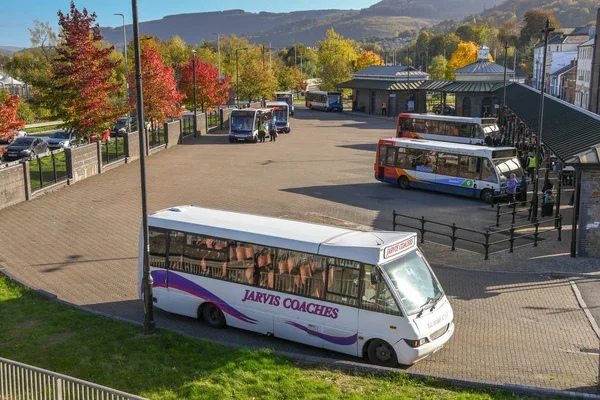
[355,51,383,71]
[446,41,493,80]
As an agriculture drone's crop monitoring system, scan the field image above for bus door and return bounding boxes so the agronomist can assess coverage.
[377,144,396,180]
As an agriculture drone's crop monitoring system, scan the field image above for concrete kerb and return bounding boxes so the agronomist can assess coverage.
[569,279,600,340]
[1,264,598,399]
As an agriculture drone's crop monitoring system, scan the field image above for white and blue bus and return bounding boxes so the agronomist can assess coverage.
[229,108,273,143]
[275,91,295,115]
[141,206,454,366]
[375,138,524,203]
[305,90,343,112]
[265,101,291,133]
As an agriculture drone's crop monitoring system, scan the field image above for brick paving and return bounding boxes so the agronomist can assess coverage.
[0,108,598,392]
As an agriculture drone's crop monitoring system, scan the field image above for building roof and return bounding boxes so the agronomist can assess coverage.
[578,38,594,47]
[550,64,574,77]
[148,206,416,265]
[337,79,424,91]
[570,26,594,36]
[566,143,600,164]
[453,60,514,75]
[0,74,25,86]
[353,65,424,78]
[418,80,452,91]
[440,81,505,93]
[496,82,600,162]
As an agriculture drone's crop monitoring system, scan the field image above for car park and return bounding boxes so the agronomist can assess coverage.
[46,130,79,150]
[3,137,48,161]
[0,130,27,144]
[111,117,136,136]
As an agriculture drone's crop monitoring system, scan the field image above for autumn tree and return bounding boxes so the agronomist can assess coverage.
[429,55,448,80]
[355,51,383,71]
[49,2,121,137]
[520,9,560,46]
[446,41,493,79]
[0,92,25,141]
[238,56,278,102]
[179,57,231,111]
[498,20,521,47]
[129,46,185,129]
[317,29,358,91]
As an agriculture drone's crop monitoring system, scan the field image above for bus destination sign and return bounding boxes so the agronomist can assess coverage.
[383,236,415,259]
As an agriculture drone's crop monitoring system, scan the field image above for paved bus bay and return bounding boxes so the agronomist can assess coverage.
[0,108,597,393]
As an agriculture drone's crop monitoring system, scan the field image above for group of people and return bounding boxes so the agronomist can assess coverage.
[257,117,278,143]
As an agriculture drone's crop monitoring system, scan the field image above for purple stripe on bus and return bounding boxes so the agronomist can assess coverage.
[151,270,257,324]
[285,321,358,346]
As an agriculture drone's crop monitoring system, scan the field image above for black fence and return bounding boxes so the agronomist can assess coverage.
[181,115,194,139]
[29,151,69,192]
[148,126,165,149]
[206,110,219,128]
[101,136,126,165]
[392,210,562,260]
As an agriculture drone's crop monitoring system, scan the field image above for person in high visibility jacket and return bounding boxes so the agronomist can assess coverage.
[526,153,536,182]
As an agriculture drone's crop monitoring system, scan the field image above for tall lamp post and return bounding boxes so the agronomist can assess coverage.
[114,13,130,132]
[502,41,509,123]
[235,48,247,107]
[192,49,197,133]
[212,33,221,79]
[532,19,555,223]
[131,0,154,335]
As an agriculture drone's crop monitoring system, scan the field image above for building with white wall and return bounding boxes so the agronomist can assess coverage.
[575,38,594,109]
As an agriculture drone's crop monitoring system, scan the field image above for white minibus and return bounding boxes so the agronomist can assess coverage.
[140,206,454,366]
[229,108,272,143]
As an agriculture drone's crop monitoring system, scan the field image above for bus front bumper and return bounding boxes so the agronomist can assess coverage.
[393,321,455,365]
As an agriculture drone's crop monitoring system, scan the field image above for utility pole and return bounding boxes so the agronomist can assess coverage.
[532,19,555,223]
[294,45,297,69]
[213,33,221,78]
[502,41,509,122]
[269,42,272,70]
[114,13,130,132]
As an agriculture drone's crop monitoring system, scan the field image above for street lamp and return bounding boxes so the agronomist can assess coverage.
[131,0,154,335]
[235,48,248,108]
[212,33,221,79]
[502,41,509,123]
[192,49,197,133]
[114,13,130,133]
[532,19,555,223]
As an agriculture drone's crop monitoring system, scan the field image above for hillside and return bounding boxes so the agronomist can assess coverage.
[464,0,597,27]
[100,0,509,49]
[0,46,24,54]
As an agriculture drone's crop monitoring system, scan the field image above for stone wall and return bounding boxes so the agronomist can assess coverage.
[126,131,140,161]
[0,163,27,208]
[196,113,207,136]
[353,89,426,116]
[165,120,182,148]
[578,169,600,257]
[67,143,99,183]
[221,108,233,130]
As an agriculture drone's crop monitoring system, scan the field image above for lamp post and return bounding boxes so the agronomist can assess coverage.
[502,41,509,123]
[235,48,247,108]
[114,13,130,132]
[532,19,555,223]
[131,0,154,335]
[212,33,221,79]
[192,49,197,131]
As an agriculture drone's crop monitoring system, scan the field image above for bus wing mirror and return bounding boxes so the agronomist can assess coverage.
[370,270,378,285]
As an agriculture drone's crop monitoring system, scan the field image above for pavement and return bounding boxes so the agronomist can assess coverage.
[0,107,598,393]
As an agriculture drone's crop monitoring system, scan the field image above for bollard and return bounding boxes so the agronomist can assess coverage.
[496,203,501,227]
[534,221,540,247]
[509,224,515,253]
[451,223,457,251]
[484,230,490,260]
[557,215,562,241]
[420,216,426,244]
[511,201,517,224]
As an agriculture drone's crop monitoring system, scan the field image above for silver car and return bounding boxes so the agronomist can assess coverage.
[47,130,79,150]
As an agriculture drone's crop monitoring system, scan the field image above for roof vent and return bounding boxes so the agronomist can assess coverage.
[169,207,184,212]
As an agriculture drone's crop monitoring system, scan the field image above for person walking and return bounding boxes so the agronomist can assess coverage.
[258,118,267,143]
[269,119,278,142]
[526,152,536,183]
[381,101,387,116]
[506,173,519,203]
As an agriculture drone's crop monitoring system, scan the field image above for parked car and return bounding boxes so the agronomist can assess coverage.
[111,117,136,136]
[47,130,79,150]
[3,137,48,161]
[0,130,27,144]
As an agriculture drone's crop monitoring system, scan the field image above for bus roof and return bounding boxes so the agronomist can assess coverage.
[231,108,271,114]
[399,113,488,124]
[148,206,416,265]
[265,101,288,107]
[380,138,515,155]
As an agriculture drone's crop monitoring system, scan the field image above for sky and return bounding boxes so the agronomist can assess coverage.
[1,0,379,48]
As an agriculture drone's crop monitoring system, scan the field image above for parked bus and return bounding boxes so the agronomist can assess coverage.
[275,91,294,115]
[305,90,343,112]
[375,138,523,203]
[141,206,454,366]
[265,101,291,133]
[396,113,501,145]
[229,108,273,143]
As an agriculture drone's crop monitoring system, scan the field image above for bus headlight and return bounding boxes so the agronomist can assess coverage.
[404,338,429,348]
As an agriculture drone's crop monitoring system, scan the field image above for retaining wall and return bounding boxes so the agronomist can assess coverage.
[67,143,99,183]
[578,169,600,257]
[0,163,27,209]
[166,120,182,148]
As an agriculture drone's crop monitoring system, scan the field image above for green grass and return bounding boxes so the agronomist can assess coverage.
[0,275,535,400]
[101,138,126,164]
[293,98,305,104]
[29,152,68,191]
[148,128,165,148]
[24,124,63,134]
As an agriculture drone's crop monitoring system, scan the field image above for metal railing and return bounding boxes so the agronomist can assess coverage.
[29,150,69,192]
[0,356,148,400]
[147,126,165,149]
[101,136,126,165]
[181,115,194,139]
[206,110,219,128]
[392,210,562,260]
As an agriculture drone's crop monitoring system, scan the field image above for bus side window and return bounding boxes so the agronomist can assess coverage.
[425,120,438,135]
[459,124,473,138]
[482,158,498,183]
[378,145,387,166]
[437,152,458,176]
[458,156,481,179]
[474,124,483,139]
[149,229,168,269]
[360,265,402,316]
[325,258,360,306]
[167,231,186,272]
[395,148,411,169]
[385,146,396,166]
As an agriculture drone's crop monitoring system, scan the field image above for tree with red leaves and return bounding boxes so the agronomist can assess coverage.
[51,1,121,137]
[179,58,231,111]
[0,93,25,141]
[129,46,185,129]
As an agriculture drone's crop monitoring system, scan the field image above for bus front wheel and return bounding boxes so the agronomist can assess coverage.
[367,339,398,367]
[398,176,410,190]
[202,303,226,329]
[481,189,493,204]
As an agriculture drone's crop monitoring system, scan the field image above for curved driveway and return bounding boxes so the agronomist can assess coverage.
[0,109,597,393]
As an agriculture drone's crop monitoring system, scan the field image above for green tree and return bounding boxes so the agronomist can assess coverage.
[428,55,448,80]
[415,31,431,53]
[520,9,560,46]
[165,35,190,68]
[317,29,358,91]
[498,20,521,46]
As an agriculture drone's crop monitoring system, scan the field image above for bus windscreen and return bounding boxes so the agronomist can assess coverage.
[328,93,342,105]
[231,112,254,132]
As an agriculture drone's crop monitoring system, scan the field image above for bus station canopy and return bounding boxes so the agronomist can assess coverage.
[495,82,600,163]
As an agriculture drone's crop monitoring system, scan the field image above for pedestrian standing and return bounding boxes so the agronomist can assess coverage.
[381,101,387,116]
[258,119,267,143]
[506,173,518,203]
[526,152,536,183]
[270,120,277,142]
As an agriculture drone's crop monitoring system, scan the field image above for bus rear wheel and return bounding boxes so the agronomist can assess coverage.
[481,189,493,204]
[398,176,410,190]
[202,303,226,329]
[367,339,397,367]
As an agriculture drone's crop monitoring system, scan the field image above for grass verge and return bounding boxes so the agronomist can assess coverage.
[28,151,68,191]
[0,275,534,400]
[24,124,64,134]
